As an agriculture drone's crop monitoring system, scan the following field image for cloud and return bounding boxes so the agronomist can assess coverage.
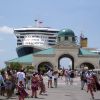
[0,26,13,34]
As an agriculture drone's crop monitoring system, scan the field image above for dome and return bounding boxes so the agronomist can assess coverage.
[58,28,75,37]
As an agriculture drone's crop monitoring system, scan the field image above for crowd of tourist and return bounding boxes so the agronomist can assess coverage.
[0,69,46,100]
[0,67,100,100]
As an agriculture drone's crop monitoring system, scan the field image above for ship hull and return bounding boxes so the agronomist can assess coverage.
[16,45,43,57]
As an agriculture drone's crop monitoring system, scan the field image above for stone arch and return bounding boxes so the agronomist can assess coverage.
[58,54,74,70]
[80,62,95,69]
[37,61,53,73]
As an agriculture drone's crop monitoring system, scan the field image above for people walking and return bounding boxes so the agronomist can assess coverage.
[0,72,5,96]
[86,71,96,99]
[5,70,13,98]
[38,73,46,95]
[17,69,26,88]
[80,70,87,90]
[69,70,74,85]
[53,71,58,88]
[17,81,28,100]
[47,69,53,88]
[31,73,39,98]
[26,74,31,90]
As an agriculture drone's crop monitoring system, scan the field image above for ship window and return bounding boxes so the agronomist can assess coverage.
[48,37,56,39]
[17,43,22,45]
[65,36,68,40]
[48,43,55,45]
[17,39,21,42]
[20,36,24,38]
[48,40,55,42]
[72,37,75,41]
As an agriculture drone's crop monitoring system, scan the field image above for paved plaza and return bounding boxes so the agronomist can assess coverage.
[0,77,100,100]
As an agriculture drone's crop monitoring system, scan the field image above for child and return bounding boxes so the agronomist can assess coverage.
[17,81,28,100]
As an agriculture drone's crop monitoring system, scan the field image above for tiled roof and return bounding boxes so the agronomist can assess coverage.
[7,54,33,63]
[6,48,55,63]
[79,48,97,55]
[33,48,55,55]
[7,47,98,63]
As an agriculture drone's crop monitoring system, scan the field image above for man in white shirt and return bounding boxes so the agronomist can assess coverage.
[17,70,25,87]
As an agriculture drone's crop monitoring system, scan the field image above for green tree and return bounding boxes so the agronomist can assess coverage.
[9,62,22,71]
[0,68,5,73]
[39,65,46,73]
[25,65,35,73]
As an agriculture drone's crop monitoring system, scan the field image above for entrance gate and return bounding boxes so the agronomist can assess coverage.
[58,54,74,70]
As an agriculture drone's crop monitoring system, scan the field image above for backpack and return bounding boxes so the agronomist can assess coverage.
[70,72,74,78]
[81,72,87,82]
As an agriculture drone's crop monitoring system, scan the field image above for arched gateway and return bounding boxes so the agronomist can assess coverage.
[58,54,74,70]
[6,28,100,71]
[80,62,95,69]
[38,62,53,73]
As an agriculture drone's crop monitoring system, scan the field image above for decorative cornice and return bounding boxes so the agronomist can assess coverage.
[34,54,55,57]
[78,55,100,58]
[54,41,80,49]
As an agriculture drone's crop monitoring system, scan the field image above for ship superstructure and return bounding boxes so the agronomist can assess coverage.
[14,27,59,57]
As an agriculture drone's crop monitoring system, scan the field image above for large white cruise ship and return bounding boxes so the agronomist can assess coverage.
[14,26,59,57]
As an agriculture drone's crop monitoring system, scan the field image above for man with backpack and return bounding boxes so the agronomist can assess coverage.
[69,70,74,85]
[80,70,87,90]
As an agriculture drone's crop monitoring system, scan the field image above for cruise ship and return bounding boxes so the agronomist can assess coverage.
[14,26,59,57]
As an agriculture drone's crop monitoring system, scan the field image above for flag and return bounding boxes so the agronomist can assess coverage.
[80,33,84,39]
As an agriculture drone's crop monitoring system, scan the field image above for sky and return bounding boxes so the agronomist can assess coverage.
[0,0,100,69]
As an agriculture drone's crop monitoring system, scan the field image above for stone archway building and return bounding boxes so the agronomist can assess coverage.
[6,28,100,71]
[32,28,100,71]
[32,41,100,71]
